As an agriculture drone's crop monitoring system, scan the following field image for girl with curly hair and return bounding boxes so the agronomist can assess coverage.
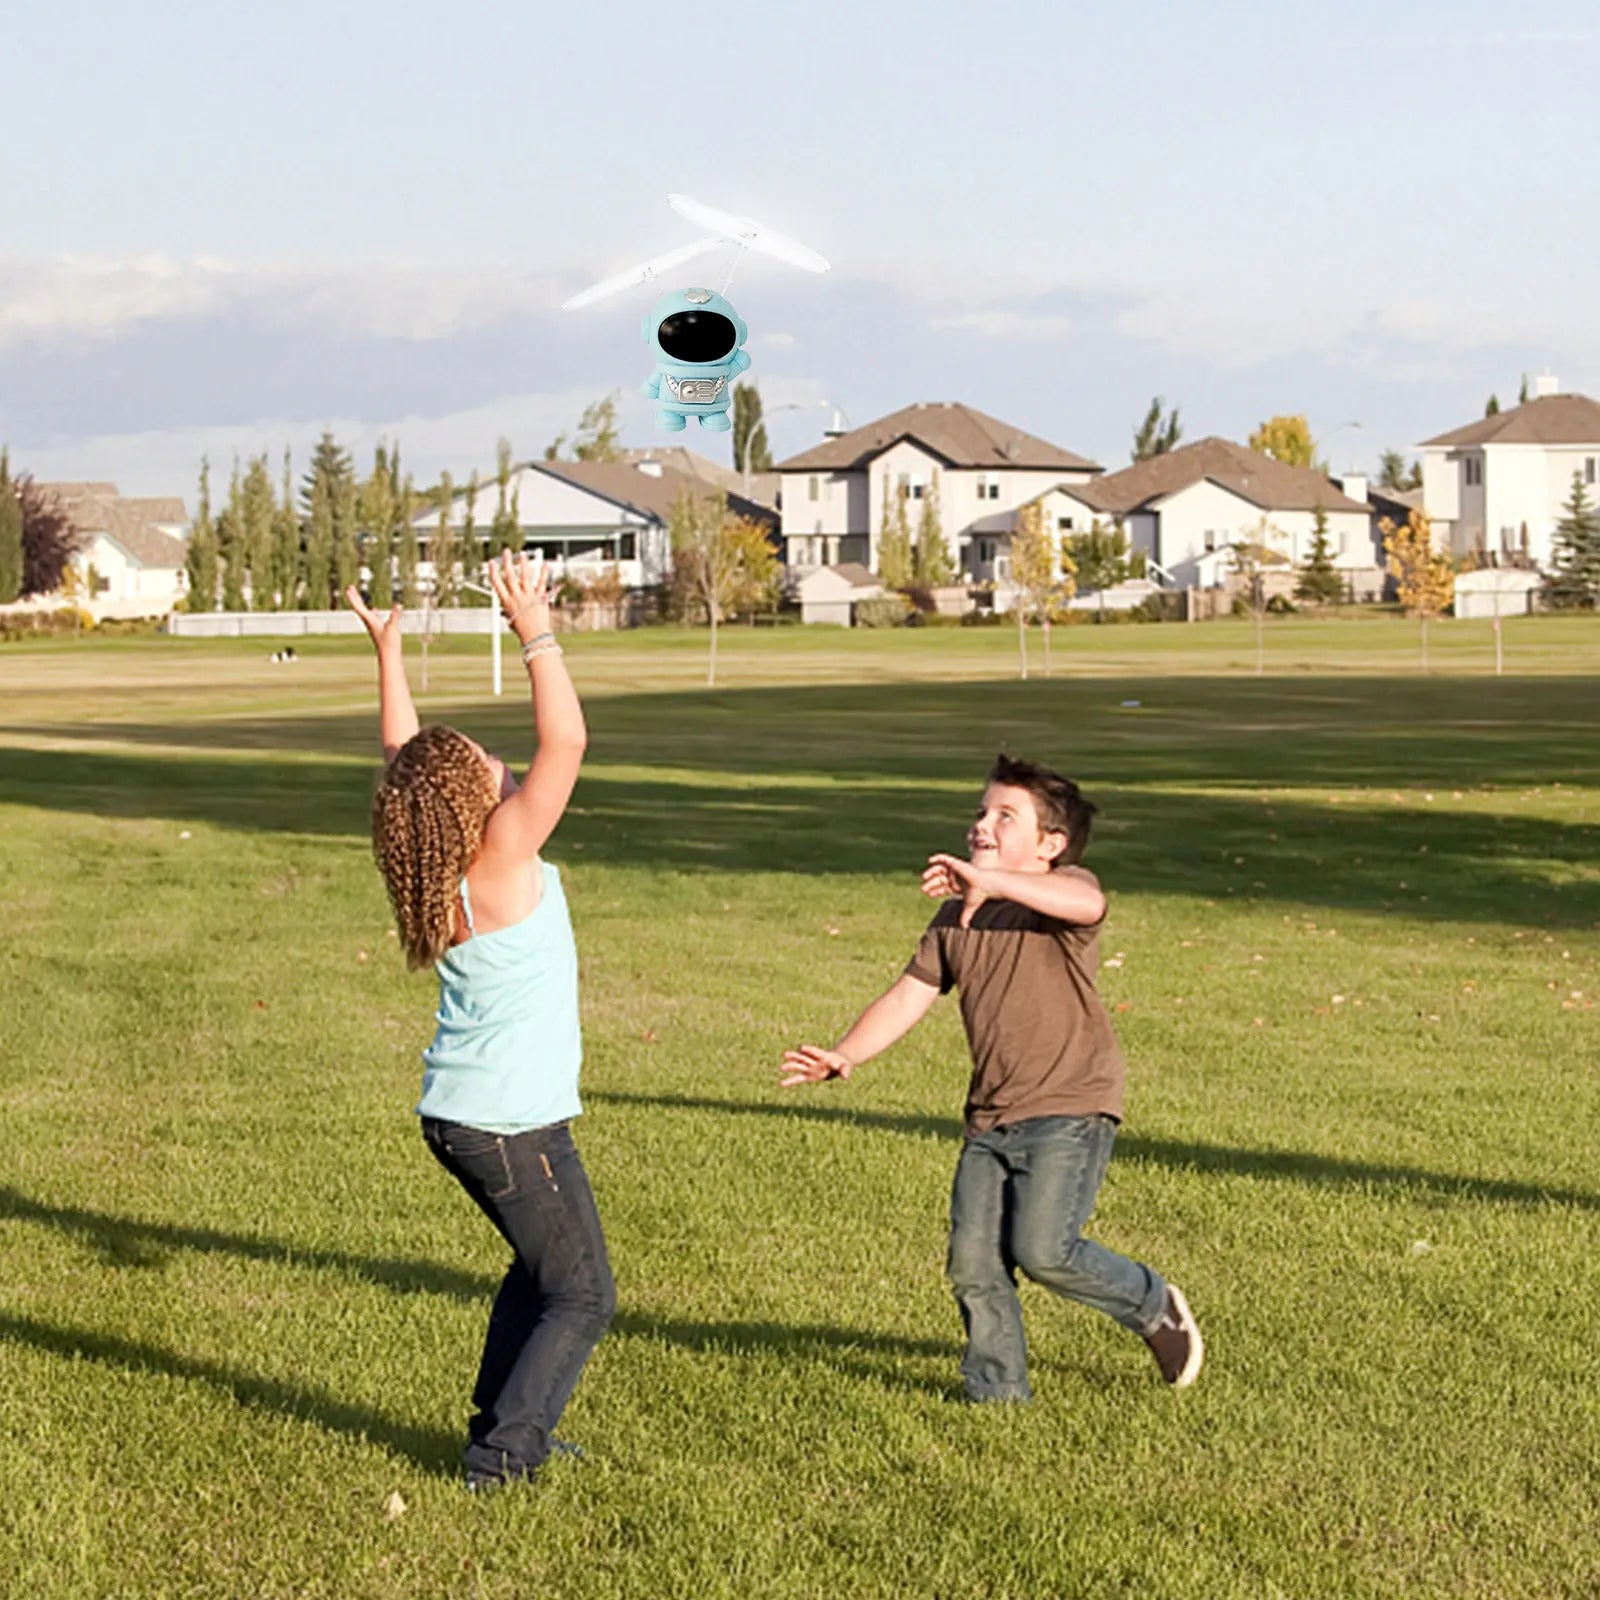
[347,552,611,1492]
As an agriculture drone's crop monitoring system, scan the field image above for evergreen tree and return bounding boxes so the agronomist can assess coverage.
[913,471,953,585]
[396,473,421,606]
[1378,449,1423,493]
[0,450,23,605]
[183,458,219,613]
[303,469,336,609]
[333,468,361,602]
[1519,374,1530,405]
[458,472,486,603]
[429,472,458,606]
[300,429,355,515]
[1295,506,1343,604]
[1484,394,1501,417]
[1545,471,1600,610]
[876,478,913,587]
[1131,396,1182,461]
[732,384,773,474]
[361,444,398,607]
[218,458,247,612]
[490,439,521,558]
[240,454,277,609]
[270,450,300,611]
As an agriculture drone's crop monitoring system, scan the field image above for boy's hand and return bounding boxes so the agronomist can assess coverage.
[779,1045,853,1087]
[345,586,403,653]
[924,853,992,929]
[488,550,552,644]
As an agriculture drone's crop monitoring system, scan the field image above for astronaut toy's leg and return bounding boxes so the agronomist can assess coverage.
[655,408,688,432]
[698,410,732,432]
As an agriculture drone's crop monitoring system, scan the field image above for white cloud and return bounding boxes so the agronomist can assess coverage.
[931,309,1075,340]
[0,255,570,346]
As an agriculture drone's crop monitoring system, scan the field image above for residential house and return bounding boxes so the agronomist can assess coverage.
[1043,438,1378,596]
[408,457,777,591]
[41,482,190,618]
[615,446,779,513]
[1416,377,1600,567]
[775,402,1101,573]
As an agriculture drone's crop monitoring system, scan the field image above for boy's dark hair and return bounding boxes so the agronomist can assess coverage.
[987,753,1097,866]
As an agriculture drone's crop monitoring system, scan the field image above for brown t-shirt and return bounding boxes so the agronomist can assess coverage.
[904,865,1125,1133]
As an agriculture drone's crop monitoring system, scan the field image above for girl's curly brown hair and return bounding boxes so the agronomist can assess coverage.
[372,725,500,969]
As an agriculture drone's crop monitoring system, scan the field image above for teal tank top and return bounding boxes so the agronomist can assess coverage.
[416,861,582,1133]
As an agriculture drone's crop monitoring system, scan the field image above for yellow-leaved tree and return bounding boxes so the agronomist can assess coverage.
[1248,414,1318,469]
[1010,498,1076,679]
[1381,508,1455,672]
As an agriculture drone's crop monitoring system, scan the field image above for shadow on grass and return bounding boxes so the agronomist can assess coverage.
[589,1090,1600,1213]
[0,1185,961,1465]
[1,747,1596,930]
[0,1309,462,1476]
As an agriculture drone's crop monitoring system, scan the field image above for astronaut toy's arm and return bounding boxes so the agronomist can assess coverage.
[730,349,752,376]
[641,371,663,398]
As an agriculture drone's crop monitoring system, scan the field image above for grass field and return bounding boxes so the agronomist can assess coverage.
[1,615,1597,1599]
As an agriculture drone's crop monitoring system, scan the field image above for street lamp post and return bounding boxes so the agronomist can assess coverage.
[739,399,844,501]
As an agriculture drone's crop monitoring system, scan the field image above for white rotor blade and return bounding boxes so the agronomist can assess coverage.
[667,193,831,274]
[562,236,724,310]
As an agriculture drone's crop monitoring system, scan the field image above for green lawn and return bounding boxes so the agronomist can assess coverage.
[1,616,1597,1599]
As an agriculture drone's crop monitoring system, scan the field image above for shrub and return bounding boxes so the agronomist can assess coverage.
[854,595,912,629]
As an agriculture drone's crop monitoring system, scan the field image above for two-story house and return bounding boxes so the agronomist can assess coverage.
[1044,437,1378,594]
[775,402,1102,573]
[1416,378,1600,567]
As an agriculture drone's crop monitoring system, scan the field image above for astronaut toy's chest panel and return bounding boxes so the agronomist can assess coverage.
[664,374,727,404]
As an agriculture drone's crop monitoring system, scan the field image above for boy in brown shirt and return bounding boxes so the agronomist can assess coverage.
[781,755,1202,1402]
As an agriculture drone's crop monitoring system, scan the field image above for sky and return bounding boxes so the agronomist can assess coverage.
[4,0,1598,500]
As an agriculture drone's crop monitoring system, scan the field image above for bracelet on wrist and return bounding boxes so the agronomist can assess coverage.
[520,635,563,665]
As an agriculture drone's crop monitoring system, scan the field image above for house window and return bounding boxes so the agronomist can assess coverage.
[1500,526,1518,555]
[808,476,819,501]
[1203,529,1218,553]
[619,532,637,560]
[1057,516,1075,532]
[1464,456,1482,487]
[910,481,925,499]
[975,474,1000,501]
[1586,457,1596,485]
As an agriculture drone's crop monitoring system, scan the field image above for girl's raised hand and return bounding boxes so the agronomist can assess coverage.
[488,551,551,639]
[344,585,404,652]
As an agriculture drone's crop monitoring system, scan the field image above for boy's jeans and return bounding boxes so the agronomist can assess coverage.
[422,1118,615,1479]
[947,1113,1166,1403]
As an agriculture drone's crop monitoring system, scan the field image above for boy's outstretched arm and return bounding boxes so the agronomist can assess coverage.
[345,587,418,763]
[923,854,1106,926]
[780,972,940,1086]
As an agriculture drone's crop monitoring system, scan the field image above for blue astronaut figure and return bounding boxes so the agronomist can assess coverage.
[641,286,750,432]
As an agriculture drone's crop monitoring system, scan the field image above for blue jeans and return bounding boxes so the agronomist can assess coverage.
[946,1114,1166,1402]
[422,1118,615,1479]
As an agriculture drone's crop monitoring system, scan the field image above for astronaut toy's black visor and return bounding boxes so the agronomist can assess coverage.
[657,311,736,363]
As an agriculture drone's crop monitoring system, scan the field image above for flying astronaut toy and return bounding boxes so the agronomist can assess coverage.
[562,194,830,433]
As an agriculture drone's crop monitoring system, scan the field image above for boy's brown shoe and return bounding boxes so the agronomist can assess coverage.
[1143,1284,1203,1387]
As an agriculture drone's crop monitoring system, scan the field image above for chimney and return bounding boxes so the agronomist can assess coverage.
[1341,473,1368,504]
[1532,372,1560,399]
[824,409,846,439]
[635,459,664,477]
